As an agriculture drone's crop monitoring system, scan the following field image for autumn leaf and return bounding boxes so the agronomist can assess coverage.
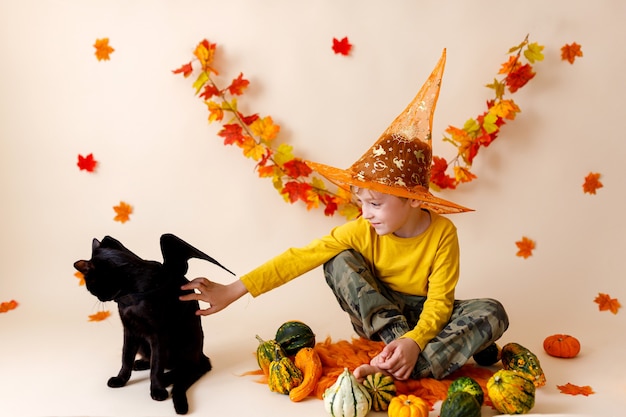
[332,37,352,55]
[88,310,111,322]
[227,73,250,95]
[0,299,18,313]
[454,166,477,184]
[250,116,280,143]
[241,138,266,161]
[282,181,312,203]
[557,383,594,396]
[206,100,224,123]
[506,64,536,93]
[113,201,133,223]
[524,42,545,64]
[594,293,621,314]
[172,62,193,78]
[282,159,312,179]
[194,39,218,74]
[218,124,244,146]
[93,38,114,61]
[74,271,85,286]
[561,42,583,64]
[490,99,520,120]
[515,236,535,259]
[430,156,457,190]
[199,83,220,100]
[77,153,98,172]
[582,172,603,194]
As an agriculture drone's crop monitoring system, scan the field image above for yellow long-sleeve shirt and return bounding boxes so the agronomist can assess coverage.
[240,212,460,349]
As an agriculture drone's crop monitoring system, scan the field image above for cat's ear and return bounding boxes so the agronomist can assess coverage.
[92,238,101,251]
[74,260,93,275]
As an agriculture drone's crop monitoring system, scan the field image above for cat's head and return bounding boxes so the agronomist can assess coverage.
[74,236,144,302]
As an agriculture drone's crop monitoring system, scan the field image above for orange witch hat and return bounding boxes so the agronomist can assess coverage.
[306,49,472,214]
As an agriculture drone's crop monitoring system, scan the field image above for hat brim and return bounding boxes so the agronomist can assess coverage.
[306,161,473,214]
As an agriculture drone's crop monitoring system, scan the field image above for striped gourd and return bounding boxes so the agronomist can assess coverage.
[487,369,536,414]
[501,342,546,387]
[447,376,484,405]
[362,372,396,411]
[323,368,372,417]
[275,320,316,356]
[268,355,303,395]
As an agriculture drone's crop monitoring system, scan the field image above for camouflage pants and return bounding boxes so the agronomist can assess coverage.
[324,250,509,379]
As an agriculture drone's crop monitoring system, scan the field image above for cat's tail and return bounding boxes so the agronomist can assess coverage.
[171,354,212,415]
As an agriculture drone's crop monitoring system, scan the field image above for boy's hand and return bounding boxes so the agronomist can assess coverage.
[180,278,247,316]
[370,338,421,380]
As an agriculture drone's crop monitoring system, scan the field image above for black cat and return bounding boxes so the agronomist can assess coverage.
[74,233,234,415]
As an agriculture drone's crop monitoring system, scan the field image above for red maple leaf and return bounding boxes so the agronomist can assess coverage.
[321,194,339,216]
[218,124,245,146]
[227,73,250,96]
[506,64,535,93]
[282,159,312,179]
[199,83,220,100]
[430,156,457,190]
[77,153,98,172]
[172,62,193,78]
[332,37,352,55]
[281,181,312,203]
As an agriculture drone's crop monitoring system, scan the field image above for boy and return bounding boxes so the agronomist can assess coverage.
[180,50,508,381]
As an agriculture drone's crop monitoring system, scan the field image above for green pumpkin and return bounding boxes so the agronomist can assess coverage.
[501,342,546,387]
[362,372,396,411]
[440,391,481,417]
[255,335,286,376]
[275,320,316,356]
[268,355,303,395]
[487,369,535,414]
[447,376,484,406]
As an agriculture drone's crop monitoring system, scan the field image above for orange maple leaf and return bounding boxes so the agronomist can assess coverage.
[557,383,594,396]
[515,236,535,259]
[561,42,583,64]
[0,299,19,313]
[93,38,114,61]
[194,39,218,74]
[582,172,603,194]
[594,293,621,314]
[88,311,111,322]
[113,201,133,223]
[74,271,85,286]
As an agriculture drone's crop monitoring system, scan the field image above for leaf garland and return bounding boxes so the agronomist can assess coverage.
[173,40,360,219]
[431,35,545,190]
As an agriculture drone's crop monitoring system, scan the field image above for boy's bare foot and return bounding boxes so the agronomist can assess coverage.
[353,364,391,382]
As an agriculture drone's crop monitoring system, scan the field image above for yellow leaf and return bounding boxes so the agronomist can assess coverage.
[454,166,477,183]
[462,118,480,135]
[486,78,506,99]
[311,176,327,191]
[241,137,266,161]
[193,72,209,94]
[524,42,545,63]
[273,143,294,166]
[482,112,499,134]
[250,116,280,143]
[339,203,361,220]
[305,190,321,210]
[490,99,520,120]
[206,100,224,123]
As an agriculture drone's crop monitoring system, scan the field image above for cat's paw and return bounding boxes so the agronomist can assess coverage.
[133,359,150,371]
[151,387,169,402]
[107,376,127,388]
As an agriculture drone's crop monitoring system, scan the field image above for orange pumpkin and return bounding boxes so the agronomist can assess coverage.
[387,394,429,417]
[543,334,580,358]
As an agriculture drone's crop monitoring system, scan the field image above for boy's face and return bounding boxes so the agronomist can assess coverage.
[354,189,422,237]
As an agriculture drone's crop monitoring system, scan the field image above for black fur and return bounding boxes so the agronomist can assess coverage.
[74,233,234,414]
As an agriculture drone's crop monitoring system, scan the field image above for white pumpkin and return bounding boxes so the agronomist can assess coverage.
[323,368,372,417]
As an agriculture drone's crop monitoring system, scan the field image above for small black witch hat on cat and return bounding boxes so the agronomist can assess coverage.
[74,233,234,415]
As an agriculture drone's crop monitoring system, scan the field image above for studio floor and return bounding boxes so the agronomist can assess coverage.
[0,291,623,417]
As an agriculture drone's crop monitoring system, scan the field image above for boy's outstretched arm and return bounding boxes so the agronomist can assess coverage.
[180,278,248,316]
